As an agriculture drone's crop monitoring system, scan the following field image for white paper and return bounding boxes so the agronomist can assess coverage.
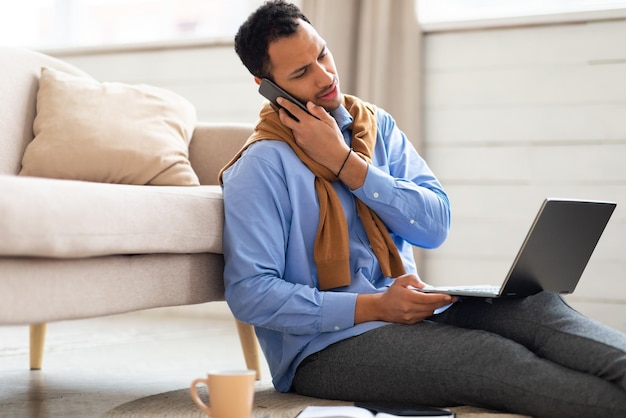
[297,406,374,418]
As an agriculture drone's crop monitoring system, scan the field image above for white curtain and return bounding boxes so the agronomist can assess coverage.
[302,0,423,150]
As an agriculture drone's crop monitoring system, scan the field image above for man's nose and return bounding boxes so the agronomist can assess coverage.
[312,63,334,87]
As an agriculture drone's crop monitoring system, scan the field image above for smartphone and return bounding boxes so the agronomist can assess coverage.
[355,401,454,417]
[258,78,313,121]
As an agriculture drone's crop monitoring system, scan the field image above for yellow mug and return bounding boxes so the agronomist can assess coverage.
[190,369,256,418]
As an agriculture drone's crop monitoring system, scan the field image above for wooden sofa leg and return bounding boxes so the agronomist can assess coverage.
[235,320,261,380]
[29,323,47,370]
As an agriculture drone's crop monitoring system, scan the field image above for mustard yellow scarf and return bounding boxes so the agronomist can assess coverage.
[219,94,405,289]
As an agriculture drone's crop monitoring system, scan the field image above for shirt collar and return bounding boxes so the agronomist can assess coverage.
[330,103,353,132]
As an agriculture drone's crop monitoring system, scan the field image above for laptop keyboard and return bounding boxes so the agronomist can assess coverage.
[422,284,502,295]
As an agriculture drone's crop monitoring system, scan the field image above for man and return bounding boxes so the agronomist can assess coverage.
[220,1,626,417]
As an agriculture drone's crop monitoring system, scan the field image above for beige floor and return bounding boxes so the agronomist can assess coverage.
[0,302,271,418]
[1,299,624,418]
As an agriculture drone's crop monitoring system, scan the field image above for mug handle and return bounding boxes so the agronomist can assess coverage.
[190,377,212,416]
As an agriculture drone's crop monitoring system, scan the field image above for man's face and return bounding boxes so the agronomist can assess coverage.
[263,19,341,112]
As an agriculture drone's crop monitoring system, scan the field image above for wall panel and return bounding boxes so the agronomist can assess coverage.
[422,18,626,316]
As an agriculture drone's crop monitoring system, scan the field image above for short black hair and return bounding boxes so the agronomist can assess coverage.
[234,0,311,79]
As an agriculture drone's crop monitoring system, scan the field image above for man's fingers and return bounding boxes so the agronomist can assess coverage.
[277,97,308,120]
[394,273,422,288]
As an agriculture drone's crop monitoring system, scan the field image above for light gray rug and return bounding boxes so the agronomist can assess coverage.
[103,381,528,417]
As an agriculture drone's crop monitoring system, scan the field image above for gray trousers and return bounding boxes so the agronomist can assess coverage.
[293,292,626,418]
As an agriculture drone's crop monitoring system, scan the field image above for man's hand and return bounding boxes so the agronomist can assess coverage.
[355,274,457,325]
[277,97,368,189]
[277,97,348,171]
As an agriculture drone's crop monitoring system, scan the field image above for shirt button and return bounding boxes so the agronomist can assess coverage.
[334,326,340,331]
[410,219,415,224]
[373,192,379,198]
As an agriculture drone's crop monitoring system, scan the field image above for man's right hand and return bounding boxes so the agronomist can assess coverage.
[354,274,456,325]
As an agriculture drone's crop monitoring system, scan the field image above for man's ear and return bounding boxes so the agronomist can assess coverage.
[254,77,262,85]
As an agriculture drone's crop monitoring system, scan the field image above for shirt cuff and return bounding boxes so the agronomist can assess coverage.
[352,164,394,205]
[320,291,357,332]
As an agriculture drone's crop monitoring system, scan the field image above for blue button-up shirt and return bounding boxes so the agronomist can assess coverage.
[222,104,450,392]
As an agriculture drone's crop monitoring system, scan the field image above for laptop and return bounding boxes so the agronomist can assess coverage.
[420,198,617,298]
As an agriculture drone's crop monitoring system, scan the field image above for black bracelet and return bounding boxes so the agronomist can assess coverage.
[336,148,353,177]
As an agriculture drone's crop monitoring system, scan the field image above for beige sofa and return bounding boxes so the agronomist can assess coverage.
[0,45,260,376]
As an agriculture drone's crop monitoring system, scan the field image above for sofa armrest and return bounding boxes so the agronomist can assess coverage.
[189,122,253,185]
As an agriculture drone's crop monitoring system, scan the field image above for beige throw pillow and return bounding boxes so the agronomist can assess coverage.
[20,66,200,186]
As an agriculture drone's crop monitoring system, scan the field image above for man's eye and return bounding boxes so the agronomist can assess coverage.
[293,71,306,79]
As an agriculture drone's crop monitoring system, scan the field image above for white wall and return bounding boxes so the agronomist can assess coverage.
[52,16,626,328]
[421,18,626,328]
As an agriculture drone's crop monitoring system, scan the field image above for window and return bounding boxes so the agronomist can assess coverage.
[417,0,626,27]
[0,0,291,50]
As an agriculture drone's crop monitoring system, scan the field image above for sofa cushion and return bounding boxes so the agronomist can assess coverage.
[0,46,91,176]
[0,175,223,258]
[19,66,200,186]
